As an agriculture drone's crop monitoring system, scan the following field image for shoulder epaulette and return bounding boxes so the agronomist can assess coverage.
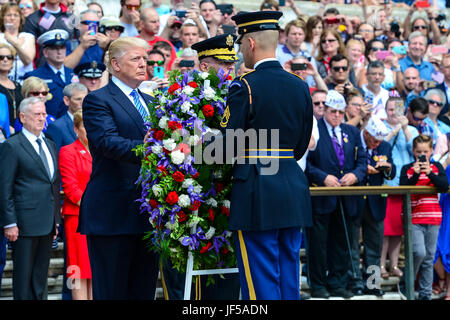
[288,71,304,81]
[239,69,255,81]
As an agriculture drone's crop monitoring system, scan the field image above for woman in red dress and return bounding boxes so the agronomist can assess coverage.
[59,110,92,300]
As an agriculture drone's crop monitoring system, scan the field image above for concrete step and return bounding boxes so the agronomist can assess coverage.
[2,258,64,279]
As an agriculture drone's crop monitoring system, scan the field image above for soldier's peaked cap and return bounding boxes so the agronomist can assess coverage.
[191,34,238,62]
[232,11,283,43]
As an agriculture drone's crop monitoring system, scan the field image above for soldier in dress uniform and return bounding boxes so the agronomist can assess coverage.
[160,34,241,300]
[348,116,395,297]
[192,34,238,74]
[74,61,106,93]
[305,90,367,299]
[218,11,314,300]
[24,29,76,119]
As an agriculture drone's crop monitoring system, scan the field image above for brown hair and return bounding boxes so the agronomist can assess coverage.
[305,15,323,43]
[316,28,346,62]
[413,134,433,150]
[73,109,84,129]
[345,88,363,103]
[260,0,279,11]
[0,4,25,33]
[285,19,306,37]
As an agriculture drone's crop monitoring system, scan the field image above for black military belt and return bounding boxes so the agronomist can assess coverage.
[243,149,294,159]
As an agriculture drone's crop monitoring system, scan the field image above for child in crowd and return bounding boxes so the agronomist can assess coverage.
[400,134,449,300]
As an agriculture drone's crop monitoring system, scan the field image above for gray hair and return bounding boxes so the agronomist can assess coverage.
[80,9,100,21]
[19,97,44,114]
[424,88,447,106]
[63,83,88,98]
[408,31,427,44]
[181,47,198,57]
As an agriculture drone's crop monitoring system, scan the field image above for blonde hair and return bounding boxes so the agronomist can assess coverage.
[0,43,16,58]
[21,76,49,97]
[73,109,84,129]
[107,36,150,73]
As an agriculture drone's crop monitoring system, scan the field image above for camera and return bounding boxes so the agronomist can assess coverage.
[291,63,307,71]
[418,155,427,163]
[216,4,233,16]
[179,60,195,68]
[390,21,400,34]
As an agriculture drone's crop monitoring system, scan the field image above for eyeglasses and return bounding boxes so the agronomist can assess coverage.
[371,47,384,52]
[321,39,337,44]
[332,66,348,72]
[147,60,164,66]
[125,4,141,10]
[80,20,99,26]
[19,3,33,9]
[428,99,443,107]
[329,109,345,114]
[0,55,13,61]
[413,25,427,30]
[105,26,123,32]
[29,91,49,97]
[313,101,326,106]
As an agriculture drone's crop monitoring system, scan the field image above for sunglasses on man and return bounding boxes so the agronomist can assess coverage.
[147,60,164,66]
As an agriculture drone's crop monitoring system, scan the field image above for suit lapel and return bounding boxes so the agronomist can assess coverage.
[45,63,65,88]
[319,119,339,166]
[108,82,145,134]
[43,137,57,181]
[18,132,51,181]
[64,113,76,140]
[341,124,353,161]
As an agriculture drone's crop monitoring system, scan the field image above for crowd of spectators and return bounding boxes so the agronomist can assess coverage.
[1,0,450,300]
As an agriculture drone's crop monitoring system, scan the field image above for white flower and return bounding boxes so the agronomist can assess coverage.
[171,150,185,164]
[163,138,176,151]
[180,101,192,113]
[193,184,202,194]
[203,87,216,100]
[221,200,230,209]
[178,194,191,208]
[165,221,176,230]
[152,185,163,197]
[205,227,216,240]
[158,116,169,129]
[151,145,163,154]
[200,72,209,80]
[205,198,218,207]
[160,96,167,105]
[182,86,195,96]
[188,135,201,146]
[182,178,194,188]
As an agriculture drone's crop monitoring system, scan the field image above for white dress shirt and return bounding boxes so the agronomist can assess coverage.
[48,63,65,82]
[111,76,149,115]
[324,118,342,146]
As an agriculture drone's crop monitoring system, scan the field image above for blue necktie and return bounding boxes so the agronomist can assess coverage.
[130,89,148,120]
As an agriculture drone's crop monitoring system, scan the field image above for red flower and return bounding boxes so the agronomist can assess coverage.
[157,165,167,176]
[208,208,215,222]
[200,242,212,254]
[190,200,201,211]
[192,171,199,179]
[222,247,229,255]
[202,104,214,118]
[226,74,233,81]
[177,210,187,223]
[174,143,191,156]
[188,81,198,88]
[168,83,181,95]
[168,120,182,131]
[172,171,185,183]
[166,191,179,205]
[220,206,230,217]
[215,182,224,193]
[149,199,158,209]
[163,147,171,155]
[154,130,165,140]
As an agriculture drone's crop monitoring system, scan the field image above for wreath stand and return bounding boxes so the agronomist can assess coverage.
[183,224,240,300]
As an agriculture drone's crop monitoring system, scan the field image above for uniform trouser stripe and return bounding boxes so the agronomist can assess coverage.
[238,230,256,300]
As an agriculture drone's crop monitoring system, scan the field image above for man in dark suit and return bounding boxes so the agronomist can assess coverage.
[306,90,367,299]
[347,116,396,297]
[0,97,61,300]
[218,11,313,300]
[24,29,76,119]
[79,37,159,300]
[46,83,88,152]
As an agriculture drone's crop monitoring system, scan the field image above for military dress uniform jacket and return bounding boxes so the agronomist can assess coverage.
[306,119,367,217]
[24,63,75,119]
[223,60,314,231]
[360,141,396,222]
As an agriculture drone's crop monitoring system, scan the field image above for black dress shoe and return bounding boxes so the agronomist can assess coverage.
[329,288,354,299]
[311,288,330,299]
[300,291,311,300]
[351,288,364,296]
[363,288,385,296]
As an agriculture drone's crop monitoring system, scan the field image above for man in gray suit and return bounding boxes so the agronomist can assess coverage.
[0,97,61,300]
